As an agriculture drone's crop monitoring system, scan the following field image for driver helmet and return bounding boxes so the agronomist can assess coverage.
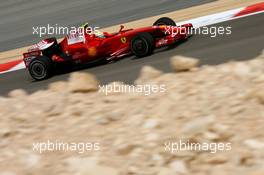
[80,22,89,29]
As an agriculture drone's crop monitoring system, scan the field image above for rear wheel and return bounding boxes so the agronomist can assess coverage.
[29,56,53,80]
[130,32,154,58]
[153,17,176,26]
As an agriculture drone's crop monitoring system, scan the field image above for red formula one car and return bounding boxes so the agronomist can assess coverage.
[23,17,193,80]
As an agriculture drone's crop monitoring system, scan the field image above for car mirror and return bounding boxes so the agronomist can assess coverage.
[119,25,124,32]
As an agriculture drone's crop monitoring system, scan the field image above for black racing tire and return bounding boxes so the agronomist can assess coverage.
[153,17,177,26]
[130,32,154,58]
[29,56,53,81]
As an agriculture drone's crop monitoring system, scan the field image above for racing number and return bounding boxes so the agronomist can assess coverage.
[120,37,127,44]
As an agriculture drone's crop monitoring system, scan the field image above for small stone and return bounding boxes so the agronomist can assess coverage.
[232,63,251,77]
[254,91,264,104]
[212,124,233,141]
[230,105,244,115]
[106,109,124,121]
[8,89,27,98]
[127,166,139,174]
[68,72,99,93]
[135,66,163,84]
[158,168,171,175]
[244,139,264,149]
[181,115,215,136]
[143,119,160,129]
[115,144,136,155]
[24,153,41,168]
[95,116,110,125]
[203,132,219,140]
[66,157,98,169]
[66,157,118,175]
[169,160,188,174]
[170,56,199,72]
[0,171,17,175]
[238,150,255,166]
[218,65,232,73]
[81,165,118,175]
[205,154,228,164]
[213,124,229,133]
[151,154,165,166]
[129,147,143,158]
[145,133,159,142]
[248,169,264,175]
[0,127,13,138]
[48,81,68,92]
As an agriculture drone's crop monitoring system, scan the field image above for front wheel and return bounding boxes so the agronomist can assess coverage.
[130,32,154,58]
[29,56,53,80]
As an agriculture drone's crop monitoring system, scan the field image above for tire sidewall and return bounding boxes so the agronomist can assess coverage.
[29,57,52,80]
[131,36,149,57]
[153,17,176,26]
[130,33,154,57]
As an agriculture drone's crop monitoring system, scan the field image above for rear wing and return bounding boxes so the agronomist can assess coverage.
[23,50,41,67]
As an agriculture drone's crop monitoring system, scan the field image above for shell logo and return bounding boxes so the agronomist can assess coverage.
[88,47,97,57]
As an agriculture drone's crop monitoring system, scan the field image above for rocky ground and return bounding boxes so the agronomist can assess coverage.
[0,53,264,175]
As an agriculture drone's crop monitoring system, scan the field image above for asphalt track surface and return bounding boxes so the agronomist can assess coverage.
[0,0,214,52]
[1,13,264,96]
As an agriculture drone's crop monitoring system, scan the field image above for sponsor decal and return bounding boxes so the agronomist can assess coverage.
[67,33,85,45]
[31,40,54,50]
[120,37,127,44]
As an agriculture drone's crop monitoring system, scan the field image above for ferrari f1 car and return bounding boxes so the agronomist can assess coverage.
[23,17,193,80]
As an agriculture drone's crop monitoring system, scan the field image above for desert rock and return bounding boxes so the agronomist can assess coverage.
[170,56,199,72]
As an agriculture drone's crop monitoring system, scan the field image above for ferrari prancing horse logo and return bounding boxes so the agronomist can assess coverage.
[120,37,127,44]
